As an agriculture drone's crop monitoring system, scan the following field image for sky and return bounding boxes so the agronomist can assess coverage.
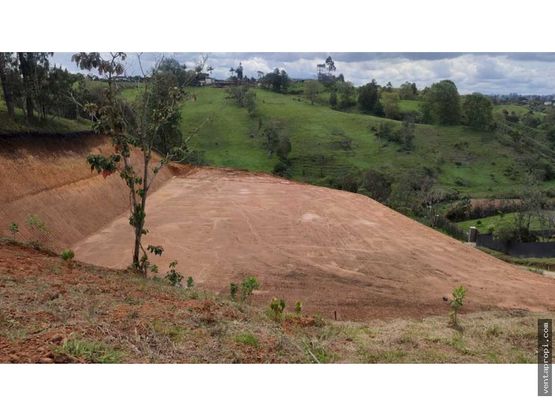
[51,52,555,96]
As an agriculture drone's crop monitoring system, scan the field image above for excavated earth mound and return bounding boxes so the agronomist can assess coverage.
[72,168,555,320]
[2,135,554,320]
[0,134,176,250]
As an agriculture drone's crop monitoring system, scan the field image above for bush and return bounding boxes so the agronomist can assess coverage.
[61,249,75,261]
[358,169,393,203]
[295,301,303,315]
[240,276,260,302]
[273,160,290,178]
[270,297,286,321]
[186,276,194,288]
[165,260,184,287]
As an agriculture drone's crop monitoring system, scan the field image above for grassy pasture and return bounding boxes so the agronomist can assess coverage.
[457,211,555,234]
[180,87,555,198]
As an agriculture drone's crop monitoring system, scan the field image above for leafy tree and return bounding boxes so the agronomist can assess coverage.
[316,56,337,86]
[72,52,198,271]
[303,80,323,104]
[358,169,393,203]
[325,56,336,73]
[260,68,289,93]
[235,62,243,80]
[421,80,461,125]
[227,85,256,117]
[357,80,381,114]
[336,81,356,109]
[399,82,418,100]
[381,92,400,120]
[462,93,493,130]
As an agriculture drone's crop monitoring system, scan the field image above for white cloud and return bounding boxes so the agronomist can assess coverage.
[50,52,555,95]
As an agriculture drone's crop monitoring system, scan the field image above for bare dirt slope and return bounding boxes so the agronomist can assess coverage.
[0,135,174,250]
[73,168,555,320]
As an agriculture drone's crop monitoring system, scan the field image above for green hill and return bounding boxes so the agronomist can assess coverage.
[177,87,555,199]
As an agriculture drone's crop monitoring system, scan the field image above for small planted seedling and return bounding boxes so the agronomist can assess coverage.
[26,214,48,247]
[240,276,260,302]
[449,285,466,329]
[270,297,286,321]
[295,301,303,315]
[8,222,19,240]
[165,260,184,287]
[61,249,75,262]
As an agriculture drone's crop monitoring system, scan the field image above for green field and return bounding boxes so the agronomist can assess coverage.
[399,99,421,113]
[457,211,555,234]
[178,87,555,198]
[493,104,531,116]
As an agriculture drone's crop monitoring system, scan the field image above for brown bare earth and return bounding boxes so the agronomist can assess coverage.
[0,134,176,250]
[1,134,555,363]
[73,168,555,320]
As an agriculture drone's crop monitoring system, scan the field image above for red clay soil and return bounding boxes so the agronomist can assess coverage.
[0,135,176,250]
[73,168,555,321]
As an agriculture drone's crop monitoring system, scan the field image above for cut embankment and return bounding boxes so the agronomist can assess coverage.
[73,168,555,321]
[0,134,175,250]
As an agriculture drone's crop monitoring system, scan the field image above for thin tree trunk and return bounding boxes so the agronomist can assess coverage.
[0,53,15,118]
[17,52,35,122]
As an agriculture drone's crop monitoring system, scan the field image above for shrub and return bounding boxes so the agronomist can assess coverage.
[26,214,48,247]
[240,276,260,302]
[449,286,466,329]
[230,282,238,301]
[273,160,290,177]
[8,222,19,240]
[61,249,75,261]
[165,260,184,287]
[186,276,194,289]
[270,297,286,321]
[295,301,303,315]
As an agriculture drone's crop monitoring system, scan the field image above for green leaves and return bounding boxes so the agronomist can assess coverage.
[86,153,120,177]
[270,297,286,321]
[147,245,164,256]
[240,276,260,302]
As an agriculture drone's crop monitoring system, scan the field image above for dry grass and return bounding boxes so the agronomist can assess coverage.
[0,240,552,363]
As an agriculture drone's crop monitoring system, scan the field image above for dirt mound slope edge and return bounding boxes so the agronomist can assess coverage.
[73,168,555,320]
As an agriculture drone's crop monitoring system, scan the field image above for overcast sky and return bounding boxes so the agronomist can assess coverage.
[51,52,555,95]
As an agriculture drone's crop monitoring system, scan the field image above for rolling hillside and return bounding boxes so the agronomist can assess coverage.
[175,87,555,198]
